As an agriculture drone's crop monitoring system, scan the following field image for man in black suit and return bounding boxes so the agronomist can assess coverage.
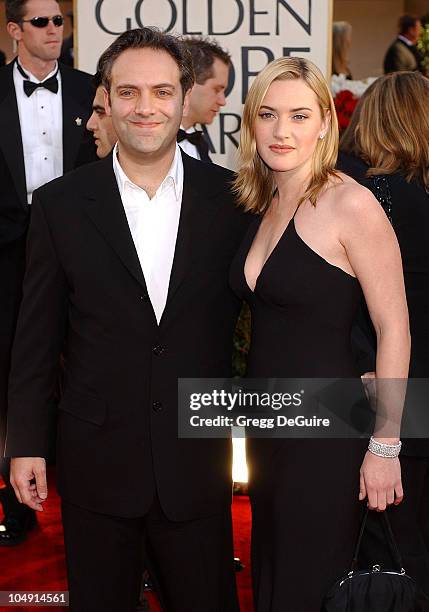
[384,14,424,74]
[6,27,248,612]
[178,37,231,162]
[0,0,96,546]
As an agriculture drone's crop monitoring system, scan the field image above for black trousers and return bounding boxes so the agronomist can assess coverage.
[61,496,239,612]
[360,455,429,611]
[1,330,28,520]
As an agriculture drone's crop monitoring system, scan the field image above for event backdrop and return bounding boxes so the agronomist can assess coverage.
[75,0,333,168]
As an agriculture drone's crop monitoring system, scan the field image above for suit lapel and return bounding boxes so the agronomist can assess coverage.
[0,63,27,208]
[162,152,223,321]
[61,66,89,172]
[84,152,224,321]
[84,156,148,291]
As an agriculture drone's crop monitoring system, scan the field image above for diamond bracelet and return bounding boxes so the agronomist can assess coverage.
[368,436,402,458]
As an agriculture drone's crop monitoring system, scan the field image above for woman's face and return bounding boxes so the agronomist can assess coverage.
[254,78,328,176]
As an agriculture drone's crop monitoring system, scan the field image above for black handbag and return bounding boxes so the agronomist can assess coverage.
[322,508,417,611]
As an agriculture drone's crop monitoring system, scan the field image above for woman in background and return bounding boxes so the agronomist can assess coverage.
[339,70,429,608]
[332,21,353,78]
[230,57,410,612]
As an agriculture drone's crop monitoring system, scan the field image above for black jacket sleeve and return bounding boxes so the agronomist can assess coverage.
[5,190,68,458]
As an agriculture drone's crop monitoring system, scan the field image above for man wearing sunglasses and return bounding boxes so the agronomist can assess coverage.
[0,0,96,547]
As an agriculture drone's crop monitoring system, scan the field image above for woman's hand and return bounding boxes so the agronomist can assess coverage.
[359,451,403,511]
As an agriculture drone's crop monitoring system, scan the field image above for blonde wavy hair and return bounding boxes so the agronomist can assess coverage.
[233,57,339,214]
[332,21,352,76]
[343,71,429,188]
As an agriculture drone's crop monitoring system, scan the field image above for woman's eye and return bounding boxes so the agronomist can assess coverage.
[259,112,274,119]
[292,114,307,121]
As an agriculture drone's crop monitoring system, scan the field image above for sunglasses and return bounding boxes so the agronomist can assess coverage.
[20,15,64,28]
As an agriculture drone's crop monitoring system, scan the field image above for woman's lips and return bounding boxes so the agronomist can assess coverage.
[269,144,295,153]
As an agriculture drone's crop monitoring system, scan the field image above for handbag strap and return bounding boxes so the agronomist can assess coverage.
[380,510,405,570]
[351,508,404,572]
[351,507,369,570]
[372,176,393,224]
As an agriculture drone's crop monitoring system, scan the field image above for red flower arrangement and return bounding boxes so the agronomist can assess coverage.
[334,89,359,131]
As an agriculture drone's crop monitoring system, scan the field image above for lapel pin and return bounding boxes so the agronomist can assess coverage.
[75,117,82,126]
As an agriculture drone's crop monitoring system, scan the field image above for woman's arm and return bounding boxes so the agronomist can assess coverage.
[337,183,410,511]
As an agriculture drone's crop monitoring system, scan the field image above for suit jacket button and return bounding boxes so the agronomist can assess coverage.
[152,401,163,412]
[153,345,165,356]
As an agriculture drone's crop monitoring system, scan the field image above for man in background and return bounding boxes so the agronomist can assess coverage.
[179,37,230,161]
[384,14,424,73]
[86,72,117,158]
[0,0,96,546]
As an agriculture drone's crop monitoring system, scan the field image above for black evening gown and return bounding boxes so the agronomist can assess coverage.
[230,214,368,611]
[338,152,429,605]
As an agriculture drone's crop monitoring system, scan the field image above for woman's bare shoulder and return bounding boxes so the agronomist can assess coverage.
[326,172,381,219]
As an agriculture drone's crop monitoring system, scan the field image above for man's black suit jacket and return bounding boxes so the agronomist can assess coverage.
[0,60,96,247]
[5,151,251,520]
[0,61,96,452]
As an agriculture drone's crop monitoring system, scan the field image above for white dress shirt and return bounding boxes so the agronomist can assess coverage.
[178,124,201,160]
[398,35,413,46]
[113,144,184,324]
[13,60,63,204]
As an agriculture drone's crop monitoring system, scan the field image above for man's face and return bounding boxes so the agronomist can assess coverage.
[8,0,64,62]
[408,20,422,44]
[105,48,189,160]
[87,86,117,159]
[187,57,229,125]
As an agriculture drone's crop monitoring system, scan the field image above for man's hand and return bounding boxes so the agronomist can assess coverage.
[10,457,48,512]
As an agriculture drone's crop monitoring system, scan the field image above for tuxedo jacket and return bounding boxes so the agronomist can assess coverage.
[0,60,96,248]
[0,61,96,450]
[5,152,251,520]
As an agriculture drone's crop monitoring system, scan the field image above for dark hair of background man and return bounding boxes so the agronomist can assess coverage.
[6,0,60,24]
[97,27,195,97]
[6,0,27,23]
[398,14,420,35]
[93,70,102,90]
[183,36,231,85]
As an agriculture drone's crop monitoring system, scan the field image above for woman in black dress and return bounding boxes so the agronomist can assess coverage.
[230,57,410,611]
[339,70,429,608]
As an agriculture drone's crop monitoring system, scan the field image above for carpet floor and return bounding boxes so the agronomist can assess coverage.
[0,469,253,611]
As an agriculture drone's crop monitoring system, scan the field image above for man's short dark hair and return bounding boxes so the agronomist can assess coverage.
[398,14,420,35]
[183,37,231,85]
[97,27,194,97]
[93,71,103,90]
[6,0,59,23]
[6,0,28,23]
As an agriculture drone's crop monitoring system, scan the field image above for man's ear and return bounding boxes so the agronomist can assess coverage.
[103,87,112,117]
[182,87,192,117]
[7,22,23,43]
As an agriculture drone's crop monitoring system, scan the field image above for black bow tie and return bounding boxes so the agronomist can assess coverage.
[16,61,59,97]
[177,128,211,162]
[177,129,205,146]
[23,75,59,96]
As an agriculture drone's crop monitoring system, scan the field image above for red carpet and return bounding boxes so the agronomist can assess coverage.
[0,469,253,611]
